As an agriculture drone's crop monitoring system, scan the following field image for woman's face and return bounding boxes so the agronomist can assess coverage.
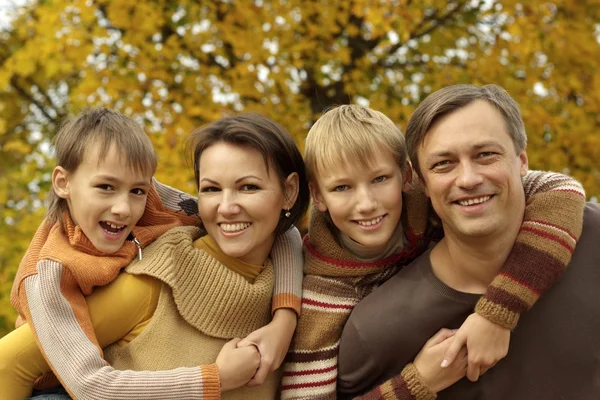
[197,142,297,265]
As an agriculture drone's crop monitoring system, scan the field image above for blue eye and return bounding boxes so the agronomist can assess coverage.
[334,185,349,192]
[373,176,387,183]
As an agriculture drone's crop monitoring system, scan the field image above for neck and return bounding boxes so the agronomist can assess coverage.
[431,222,521,294]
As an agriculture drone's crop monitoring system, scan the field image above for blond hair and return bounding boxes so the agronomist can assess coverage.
[46,108,157,227]
[405,84,527,177]
[304,105,408,184]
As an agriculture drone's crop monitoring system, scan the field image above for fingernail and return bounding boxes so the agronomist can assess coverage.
[441,359,449,368]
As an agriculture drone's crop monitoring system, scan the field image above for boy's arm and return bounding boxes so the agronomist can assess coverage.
[281,274,360,400]
[151,178,201,225]
[443,170,586,378]
[476,170,586,327]
[0,273,159,400]
[18,266,221,400]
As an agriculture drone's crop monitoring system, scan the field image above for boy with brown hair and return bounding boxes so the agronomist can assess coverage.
[281,104,585,399]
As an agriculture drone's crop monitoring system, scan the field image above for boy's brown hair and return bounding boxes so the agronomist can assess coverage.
[304,105,409,185]
[46,108,157,227]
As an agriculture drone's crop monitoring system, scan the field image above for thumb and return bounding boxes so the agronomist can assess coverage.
[441,335,465,368]
[225,337,241,349]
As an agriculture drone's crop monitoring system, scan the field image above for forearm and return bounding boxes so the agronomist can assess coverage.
[281,275,358,399]
[23,268,219,400]
[151,178,201,225]
[476,170,586,328]
[271,226,304,315]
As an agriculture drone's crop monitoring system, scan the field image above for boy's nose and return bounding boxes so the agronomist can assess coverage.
[355,188,378,213]
[111,197,131,219]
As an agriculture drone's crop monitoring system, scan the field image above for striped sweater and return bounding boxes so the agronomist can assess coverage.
[281,170,586,400]
[9,179,303,399]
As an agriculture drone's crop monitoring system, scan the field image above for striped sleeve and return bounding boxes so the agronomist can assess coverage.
[271,226,304,315]
[356,364,436,400]
[22,260,220,400]
[281,275,360,399]
[475,170,586,329]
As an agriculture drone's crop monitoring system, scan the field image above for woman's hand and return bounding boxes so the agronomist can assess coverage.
[237,308,298,386]
[414,328,467,393]
[215,338,260,392]
[441,313,510,381]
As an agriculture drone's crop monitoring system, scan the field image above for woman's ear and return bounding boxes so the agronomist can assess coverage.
[283,172,300,210]
[52,166,71,199]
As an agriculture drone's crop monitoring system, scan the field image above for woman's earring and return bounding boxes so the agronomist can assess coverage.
[284,209,291,218]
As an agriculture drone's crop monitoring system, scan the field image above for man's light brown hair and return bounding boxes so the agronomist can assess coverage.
[304,105,409,185]
[47,108,157,227]
[405,84,527,178]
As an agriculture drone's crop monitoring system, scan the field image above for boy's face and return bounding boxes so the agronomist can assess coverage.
[52,142,152,254]
[312,146,411,250]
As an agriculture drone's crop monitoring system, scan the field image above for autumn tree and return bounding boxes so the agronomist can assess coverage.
[0,0,598,335]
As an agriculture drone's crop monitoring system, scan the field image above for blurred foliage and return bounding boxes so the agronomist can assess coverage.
[1,0,599,336]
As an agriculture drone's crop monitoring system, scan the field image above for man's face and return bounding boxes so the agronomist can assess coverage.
[311,146,411,250]
[417,100,528,241]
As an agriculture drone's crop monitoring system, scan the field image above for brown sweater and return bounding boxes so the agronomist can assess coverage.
[338,203,600,400]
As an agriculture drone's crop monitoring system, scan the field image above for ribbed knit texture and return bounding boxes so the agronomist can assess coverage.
[355,364,436,400]
[283,170,585,399]
[475,171,586,329]
[126,226,274,338]
[105,226,279,399]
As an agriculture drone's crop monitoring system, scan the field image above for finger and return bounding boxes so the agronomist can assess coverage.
[428,328,456,347]
[466,362,480,382]
[441,335,465,367]
[480,366,490,376]
[237,337,255,348]
[224,337,241,349]
[251,358,270,386]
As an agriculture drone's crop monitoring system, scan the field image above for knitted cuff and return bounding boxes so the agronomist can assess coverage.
[401,363,437,400]
[201,363,221,400]
[475,297,520,330]
[272,293,302,317]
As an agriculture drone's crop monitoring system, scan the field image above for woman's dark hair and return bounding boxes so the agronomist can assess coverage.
[187,113,309,234]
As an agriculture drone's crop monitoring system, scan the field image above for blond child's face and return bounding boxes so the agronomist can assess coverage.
[312,146,412,250]
[52,142,152,254]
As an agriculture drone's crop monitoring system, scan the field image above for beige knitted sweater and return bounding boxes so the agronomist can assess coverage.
[104,226,280,399]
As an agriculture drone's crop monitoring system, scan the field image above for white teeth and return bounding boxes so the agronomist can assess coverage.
[458,196,491,206]
[107,222,125,229]
[220,222,251,232]
[357,216,383,226]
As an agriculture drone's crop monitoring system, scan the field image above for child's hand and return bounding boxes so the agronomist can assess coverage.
[216,338,261,392]
[237,308,297,386]
[414,328,467,393]
[441,313,510,382]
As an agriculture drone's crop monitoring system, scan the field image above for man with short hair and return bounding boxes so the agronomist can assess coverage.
[337,84,600,399]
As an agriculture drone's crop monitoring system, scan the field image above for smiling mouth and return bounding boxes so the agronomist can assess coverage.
[355,215,385,227]
[456,195,492,206]
[220,222,252,233]
[100,221,126,235]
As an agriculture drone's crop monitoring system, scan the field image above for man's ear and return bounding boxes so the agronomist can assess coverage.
[283,172,300,211]
[401,161,414,193]
[309,182,328,212]
[52,166,70,199]
[518,149,529,178]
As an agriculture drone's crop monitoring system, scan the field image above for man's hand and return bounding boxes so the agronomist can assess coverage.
[237,308,297,386]
[441,313,510,381]
[215,338,261,392]
[414,328,467,393]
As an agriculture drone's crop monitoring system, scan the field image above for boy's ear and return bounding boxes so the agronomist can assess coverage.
[309,182,328,212]
[401,161,414,193]
[52,166,71,199]
[283,172,300,210]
